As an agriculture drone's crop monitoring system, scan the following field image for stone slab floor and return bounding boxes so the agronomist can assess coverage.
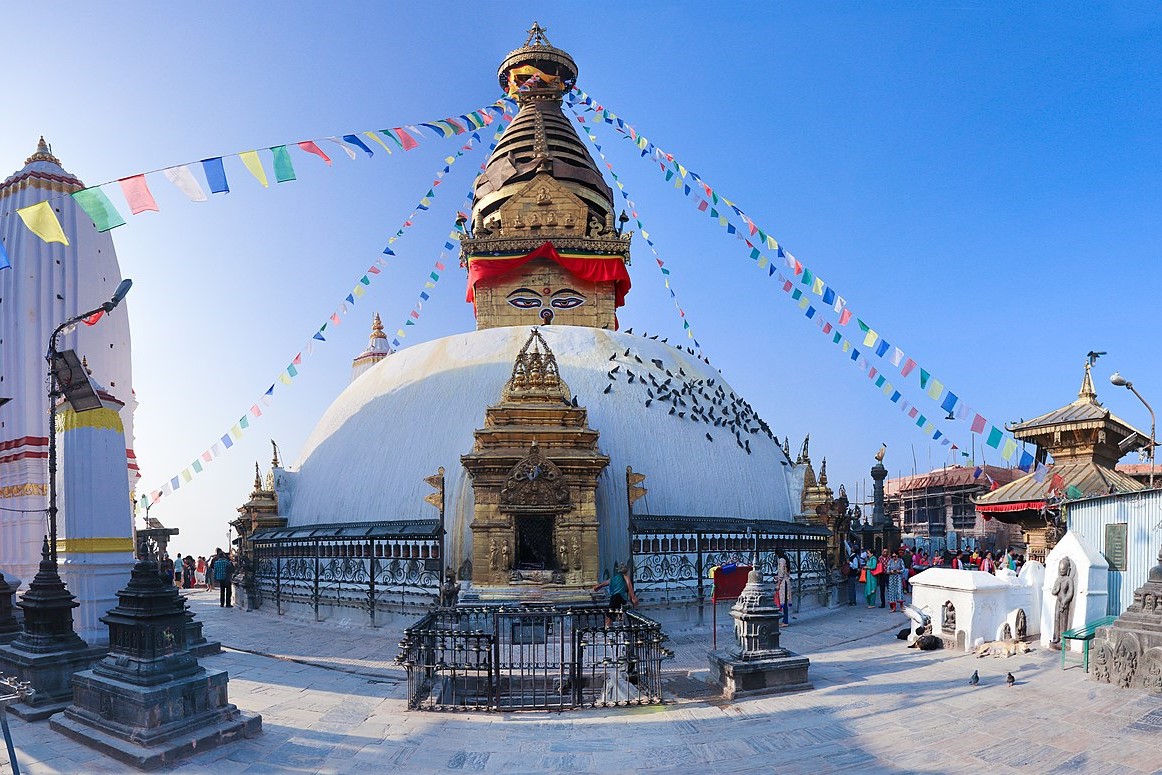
[4,590,1162,774]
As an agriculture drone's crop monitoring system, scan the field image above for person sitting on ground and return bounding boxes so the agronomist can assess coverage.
[593,562,638,627]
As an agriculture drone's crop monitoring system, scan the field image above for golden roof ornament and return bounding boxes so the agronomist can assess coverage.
[1078,357,1098,403]
[25,136,62,166]
[504,328,570,401]
[369,312,387,342]
[252,462,262,491]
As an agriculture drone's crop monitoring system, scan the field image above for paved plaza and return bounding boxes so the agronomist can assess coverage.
[5,592,1162,774]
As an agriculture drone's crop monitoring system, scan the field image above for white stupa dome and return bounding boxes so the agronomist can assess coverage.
[277,325,799,569]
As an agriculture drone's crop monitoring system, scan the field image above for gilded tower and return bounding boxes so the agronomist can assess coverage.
[461,23,632,331]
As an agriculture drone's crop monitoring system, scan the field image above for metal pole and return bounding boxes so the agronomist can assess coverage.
[1127,384,1156,488]
[0,703,19,775]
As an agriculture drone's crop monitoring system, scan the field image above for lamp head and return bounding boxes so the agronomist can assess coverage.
[102,278,133,313]
[1110,372,1131,388]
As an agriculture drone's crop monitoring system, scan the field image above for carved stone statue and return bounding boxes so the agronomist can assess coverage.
[536,186,551,204]
[942,600,956,635]
[571,534,581,571]
[1050,556,1076,650]
[558,538,569,570]
[489,537,499,572]
[501,542,511,574]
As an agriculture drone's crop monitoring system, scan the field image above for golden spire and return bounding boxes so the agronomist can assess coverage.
[504,327,569,401]
[271,440,281,469]
[25,136,61,166]
[369,312,386,342]
[253,462,262,491]
[820,458,829,486]
[1078,358,1098,402]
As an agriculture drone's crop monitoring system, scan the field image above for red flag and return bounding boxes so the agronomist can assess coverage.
[394,128,419,151]
[118,175,159,215]
[901,358,917,377]
[297,141,332,165]
[1048,473,1065,496]
[839,309,853,326]
[970,413,987,434]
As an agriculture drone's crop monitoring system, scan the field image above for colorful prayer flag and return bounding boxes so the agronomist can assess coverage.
[201,157,230,193]
[239,151,269,187]
[118,175,159,214]
[271,146,297,182]
[72,187,125,232]
[297,141,332,165]
[986,427,1003,449]
[17,201,69,245]
[342,134,375,157]
[162,165,208,201]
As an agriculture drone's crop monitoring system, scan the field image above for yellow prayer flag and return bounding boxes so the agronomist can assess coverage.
[181,469,193,483]
[279,373,293,385]
[798,295,809,310]
[765,235,778,250]
[922,421,936,434]
[882,381,893,396]
[757,257,769,269]
[363,131,392,154]
[396,329,405,337]
[17,201,69,245]
[718,216,728,227]
[863,330,877,347]
[927,378,944,401]
[812,277,825,295]
[1001,437,1018,461]
[230,424,243,440]
[677,164,688,178]
[353,285,366,298]
[842,340,851,353]
[239,151,269,188]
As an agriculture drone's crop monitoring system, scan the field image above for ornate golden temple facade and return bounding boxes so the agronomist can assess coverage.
[461,330,608,595]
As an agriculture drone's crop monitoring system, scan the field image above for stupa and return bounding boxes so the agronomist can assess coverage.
[243,25,823,616]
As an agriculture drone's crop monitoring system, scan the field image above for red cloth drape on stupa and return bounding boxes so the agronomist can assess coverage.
[466,241,631,307]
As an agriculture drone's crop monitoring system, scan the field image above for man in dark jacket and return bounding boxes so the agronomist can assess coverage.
[211,550,234,607]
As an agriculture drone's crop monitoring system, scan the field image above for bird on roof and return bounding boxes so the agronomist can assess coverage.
[645,399,652,407]
[624,348,631,357]
[611,365,620,373]
[651,358,663,369]
[571,396,579,407]
[650,334,658,340]
[969,670,979,686]
[706,433,713,442]
[625,328,633,335]
[608,353,617,361]
[678,412,685,419]
[634,355,643,364]
[668,407,675,416]
[628,374,635,384]
[603,384,612,394]
[1006,672,1015,687]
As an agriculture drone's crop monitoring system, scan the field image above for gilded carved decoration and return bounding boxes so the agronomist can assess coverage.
[499,442,572,513]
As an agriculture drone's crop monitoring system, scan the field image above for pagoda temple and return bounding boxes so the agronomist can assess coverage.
[976,358,1149,562]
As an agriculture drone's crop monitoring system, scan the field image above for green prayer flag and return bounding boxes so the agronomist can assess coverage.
[801,269,813,286]
[239,415,250,430]
[919,369,930,389]
[72,187,125,232]
[192,459,203,473]
[986,427,1003,448]
[271,145,296,183]
[1065,485,1084,499]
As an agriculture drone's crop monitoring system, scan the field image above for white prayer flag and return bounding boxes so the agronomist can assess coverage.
[162,166,207,202]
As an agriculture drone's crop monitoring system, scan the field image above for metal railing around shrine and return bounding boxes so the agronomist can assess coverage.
[629,519,831,608]
[251,526,442,623]
[396,606,668,712]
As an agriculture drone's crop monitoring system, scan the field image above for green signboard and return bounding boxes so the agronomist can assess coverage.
[1105,523,1128,572]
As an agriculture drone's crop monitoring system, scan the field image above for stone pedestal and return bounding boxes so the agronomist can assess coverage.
[184,612,221,658]
[707,565,812,699]
[1091,544,1162,692]
[0,540,105,720]
[50,557,260,769]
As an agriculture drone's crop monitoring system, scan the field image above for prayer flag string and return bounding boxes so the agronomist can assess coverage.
[569,87,1027,467]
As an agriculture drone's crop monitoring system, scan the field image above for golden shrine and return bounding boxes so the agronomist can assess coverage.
[461,329,608,596]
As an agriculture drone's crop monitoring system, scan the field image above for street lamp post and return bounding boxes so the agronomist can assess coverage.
[46,279,133,563]
[1111,371,1156,488]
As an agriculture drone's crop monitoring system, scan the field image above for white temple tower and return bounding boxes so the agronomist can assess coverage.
[0,139,137,586]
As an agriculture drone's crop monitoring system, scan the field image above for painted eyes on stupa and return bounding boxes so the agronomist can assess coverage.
[505,288,586,310]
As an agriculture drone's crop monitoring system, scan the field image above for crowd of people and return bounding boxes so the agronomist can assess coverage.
[843,544,1027,611]
[158,548,237,607]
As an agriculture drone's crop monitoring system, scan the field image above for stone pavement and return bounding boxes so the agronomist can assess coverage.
[5,589,1162,774]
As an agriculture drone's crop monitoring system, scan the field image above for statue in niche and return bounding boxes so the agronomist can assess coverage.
[501,542,511,573]
[565,212,576,229]
[1049,557,1076,650]
[1016,608,1027,640]
[546,211,557,226]
[513,212,525,229]
[489,537,499,572]
[559,538,569,569]
[572,534,581,570]
[529,213,541,228]
[536,186,552,205]
[942,601,956,634]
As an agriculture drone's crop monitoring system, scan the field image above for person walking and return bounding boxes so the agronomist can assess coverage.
[195,556,207,588]
[593,561,638,627]
[863,550,879,608]
[211,549,234,607]
[876,548,889,607]
[886,549,906,612]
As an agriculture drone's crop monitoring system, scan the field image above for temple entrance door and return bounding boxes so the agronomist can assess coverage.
[515,515,555,569]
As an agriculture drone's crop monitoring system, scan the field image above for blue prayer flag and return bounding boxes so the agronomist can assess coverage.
[822,288,836,305]
[201,157,229,194]
[0,240,9,271]
[890,391,901,402]
[875,340,890,358]
[972,466,983,479]
[941,391,959,414]
[1018,450,1035,472]
[342,135,375,157]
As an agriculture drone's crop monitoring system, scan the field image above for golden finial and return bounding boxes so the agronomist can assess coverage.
[820,458,828,486]
[271,440,281,469]
[369,312,386,342]
[253,462,262,490]
[525,21,550,47]
[25,136,61,166]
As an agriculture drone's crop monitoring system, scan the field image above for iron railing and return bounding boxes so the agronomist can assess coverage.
[396,606,668,711]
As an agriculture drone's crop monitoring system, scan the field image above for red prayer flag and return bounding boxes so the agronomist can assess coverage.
[901,358,917,377]
[395,128,419,151]
[118,175,158,215]
[697,200,709,212]
[297,141,332,165]
[838,309,853,326]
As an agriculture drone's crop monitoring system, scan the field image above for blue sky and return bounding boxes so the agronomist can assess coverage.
[4,3,1160,555]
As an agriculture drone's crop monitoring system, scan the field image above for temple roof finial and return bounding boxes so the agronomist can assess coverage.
[25,136,61,166]
[820,457,828,486]
[253,462,262,490]
[525,21,551,47]
[1078,358,1098,402]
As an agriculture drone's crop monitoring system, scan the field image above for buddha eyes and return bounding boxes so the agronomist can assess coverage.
[506,288,586,310]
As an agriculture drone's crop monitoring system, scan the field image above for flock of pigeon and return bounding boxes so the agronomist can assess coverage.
[591,329,789,458]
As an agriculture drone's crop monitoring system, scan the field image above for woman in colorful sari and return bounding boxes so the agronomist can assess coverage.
[886,549,906,612]
[863,549,879,608]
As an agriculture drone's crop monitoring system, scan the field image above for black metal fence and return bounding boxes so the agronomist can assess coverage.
[251,529,441,622]
[396,606,668,711]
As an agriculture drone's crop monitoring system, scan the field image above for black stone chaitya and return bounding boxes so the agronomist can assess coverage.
[50,556,260,770]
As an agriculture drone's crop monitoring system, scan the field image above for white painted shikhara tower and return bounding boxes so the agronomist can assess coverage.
[0,139,138,599]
